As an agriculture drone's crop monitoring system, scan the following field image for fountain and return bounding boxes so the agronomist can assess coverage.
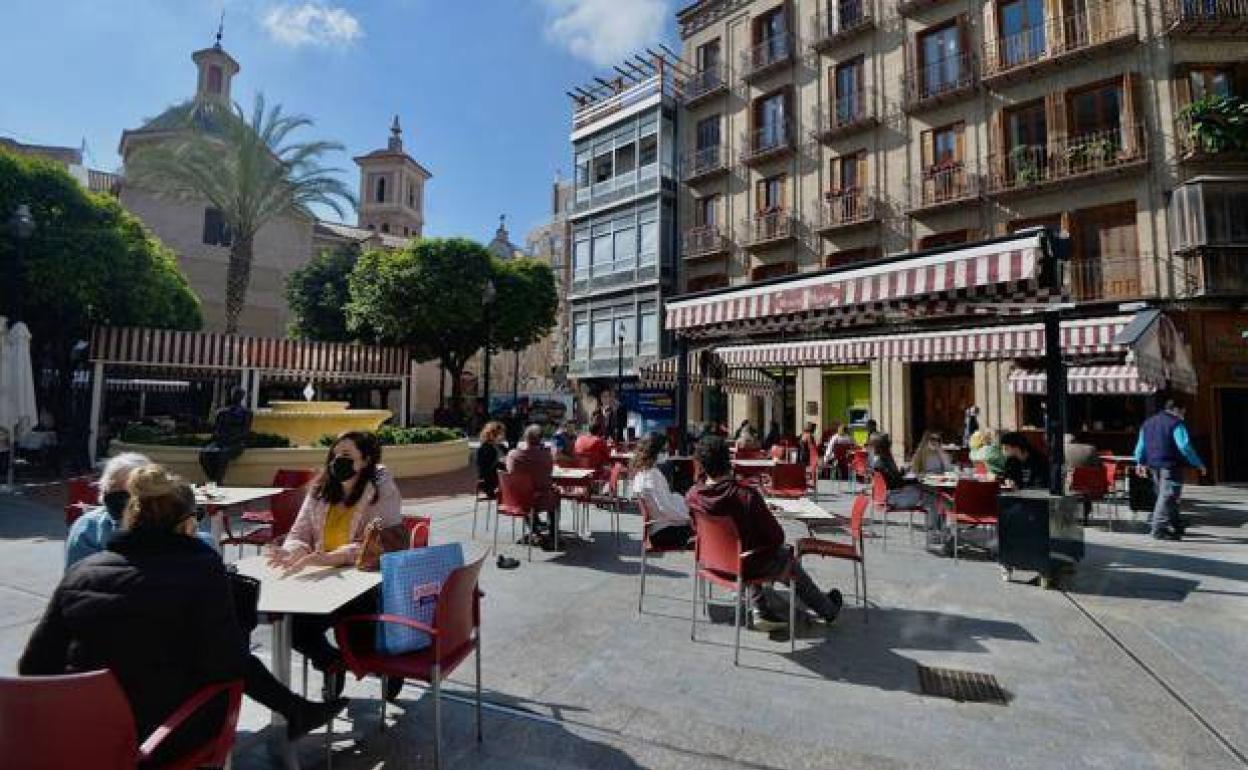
[250,401,392,447]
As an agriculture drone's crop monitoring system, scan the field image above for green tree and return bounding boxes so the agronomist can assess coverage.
[285,243,365,342]
[0,149,202,423]
[346,239,557,403]
[127,93,355,334]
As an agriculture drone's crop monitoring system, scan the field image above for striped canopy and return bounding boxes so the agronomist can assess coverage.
[1008,365,1157,395]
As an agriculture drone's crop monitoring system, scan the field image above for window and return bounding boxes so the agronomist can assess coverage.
[834,58,864,124]
[207,65,223,94]
[755,90,789,149]
[613,219,637,268]
[922,123,966,202]
[1189,66,1235,100]
[381,223,390,234]
[575,151,591,188]
[696,39,721,70]
[592,312,614,350]
[696,115,721,151]
[933,124,959,166]
[825,246,881,268]
[696,195,719,227]
[1069,79,1122,137]
[999,0,1046,67]
[614,142,636,175]
[920,23,961,97]
[573,313,589,354]
[838,151,864,191]
[593,153,613,183]
[639,212,659,264]
[639,301,659,345]
[834,0,864,30]
[202,207,231,246]
[755,5,787,50]
[574,233,590,273]
[375,176,386,203]
[1071,201,1139,300]
[1006,100,1047,181]
[403,226,410,236]
[407,182,415,208]
[639,134,658,167]
[592,224,613,269]
[616,312,635,348]
[758,174,786,212]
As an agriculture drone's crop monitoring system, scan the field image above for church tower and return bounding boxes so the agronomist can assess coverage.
[354,116,431,239]
[191,24,239,105]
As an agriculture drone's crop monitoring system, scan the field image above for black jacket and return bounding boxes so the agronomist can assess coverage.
[19,529,246,742]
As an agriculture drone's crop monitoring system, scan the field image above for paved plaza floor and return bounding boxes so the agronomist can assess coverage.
[2,476,1246,769]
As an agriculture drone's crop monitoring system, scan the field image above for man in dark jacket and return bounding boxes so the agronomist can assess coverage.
[685,435,842,631]
[1133,397,1206,540]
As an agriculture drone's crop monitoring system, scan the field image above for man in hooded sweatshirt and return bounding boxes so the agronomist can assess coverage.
[685,435,843,631]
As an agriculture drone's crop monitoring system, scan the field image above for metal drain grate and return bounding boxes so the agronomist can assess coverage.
[917,665,1010,705]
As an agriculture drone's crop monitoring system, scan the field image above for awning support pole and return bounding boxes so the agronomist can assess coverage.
[676,337,689,455]
[87,361,104,468]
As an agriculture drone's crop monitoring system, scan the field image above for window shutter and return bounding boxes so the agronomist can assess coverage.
[1043,0,1063,49]
[954,123,967,197]
[956,14,971,84]
[1173,67,1193,120]
[829,157,841,193]
[920,128,935,202]
[989,107,1005,188]
[857,152,869,191]
[954,122,966,163]
[1044,90,1067,175]
[1121,71,1141,157]
[983,0,999,72]
[779,174,788,210]
[755,178,765,213]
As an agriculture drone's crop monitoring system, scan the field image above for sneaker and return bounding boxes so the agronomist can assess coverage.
[822,590,844,624]
[288,697,349,740]
[749,606,789,632]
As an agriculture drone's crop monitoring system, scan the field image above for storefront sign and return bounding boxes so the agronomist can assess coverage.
[620,387,676,421]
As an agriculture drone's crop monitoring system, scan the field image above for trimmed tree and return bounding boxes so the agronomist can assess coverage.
[285,243,365,342]
[127,93,355,333]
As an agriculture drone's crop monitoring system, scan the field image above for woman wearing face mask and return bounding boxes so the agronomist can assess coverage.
[266,431,402,684]
[65,452,151,568]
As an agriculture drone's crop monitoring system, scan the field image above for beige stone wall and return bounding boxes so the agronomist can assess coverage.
[119,186,313,338]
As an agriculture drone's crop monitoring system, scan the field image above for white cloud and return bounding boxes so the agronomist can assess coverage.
[262,2,363,48]
[541,0,668,67]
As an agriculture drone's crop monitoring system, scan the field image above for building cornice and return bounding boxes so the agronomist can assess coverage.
[677,0,752,39]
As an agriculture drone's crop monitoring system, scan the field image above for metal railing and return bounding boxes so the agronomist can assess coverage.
[572,74,670,132]
[1184,247,1248,295]
[904,50,976,108]
[811,87,876,139]
[681,145,728,181]
[811,0,874,48]
[1066,253,1147,301]
[982,0,1135,80]
[913,163,979,210]
[740,121,794,163]
[683,225,732,258]
[986,124,1147,193]
[1175,112,1248,158]
[819,190,877,229]
[572,161,670,213]
[1161,0,1248,30]
[742,210,798,246]
[569,261,660,297]
[682,64,729,104]
[740,32,793,79]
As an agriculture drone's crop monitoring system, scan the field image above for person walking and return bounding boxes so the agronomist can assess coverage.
[1133,397,1206,541]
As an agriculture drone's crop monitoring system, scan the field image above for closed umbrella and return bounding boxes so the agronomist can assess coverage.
[0,320,38,492]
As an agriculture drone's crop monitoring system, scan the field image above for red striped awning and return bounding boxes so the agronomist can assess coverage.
[716,316,1131,367]
[637,353,777,396]
[666,232,1050,338]
[1008,365,1157,395]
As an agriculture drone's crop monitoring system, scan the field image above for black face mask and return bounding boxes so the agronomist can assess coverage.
[103,490,130,520]
[330,456,358,482]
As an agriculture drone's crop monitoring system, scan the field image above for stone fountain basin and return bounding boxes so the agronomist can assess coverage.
[251,404,392,448]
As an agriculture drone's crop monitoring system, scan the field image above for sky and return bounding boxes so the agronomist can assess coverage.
[0,0,680,242]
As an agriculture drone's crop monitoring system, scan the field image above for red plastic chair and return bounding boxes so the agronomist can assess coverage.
[404,515,432,549]
[870,472,926,548]
[972,461,988,477]
[334,558,486,770]
[1071,464,1109,527]
[220,486,304,557]
[64,476,98,527]
[242,468,315,524]
[736,447,764,460]
[0,669,243,770]
[689,509,796,665]
[797,494,869,622]
[944,479,1001,563]
[848,450,869,493]
[636,496,695,614]
[766,462,808,499]
[495,471,537,561]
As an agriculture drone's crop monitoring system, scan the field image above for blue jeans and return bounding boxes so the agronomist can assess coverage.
[1150,468,1182,537]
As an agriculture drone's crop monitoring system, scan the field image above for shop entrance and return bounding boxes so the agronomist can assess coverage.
[1217,387,1248,482]
[910,362,974,449]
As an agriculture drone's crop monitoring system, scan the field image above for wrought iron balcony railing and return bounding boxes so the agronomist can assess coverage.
[742,209,799,247]
[982,0,1136,83]
[681,145,729,182]
[810,0,875,50]
[818,190,878,231]
[740,121,794,165]
[911,162,979,212]
[740,32,793,80]
[683,225,733,259]
[903,50,977,111]
[682,64,729,105]
[1161,0,1248,34]
[985,124,1148,195]
[810,88,878,141]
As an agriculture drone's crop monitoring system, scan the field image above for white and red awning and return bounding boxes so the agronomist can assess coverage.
[1008,365,1157,395]
[666,231,1051,338]
[716,316,1132,367]
[638,353,776,395]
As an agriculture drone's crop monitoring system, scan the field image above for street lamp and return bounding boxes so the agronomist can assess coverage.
[481,279,496,418]
[7,204,35,323]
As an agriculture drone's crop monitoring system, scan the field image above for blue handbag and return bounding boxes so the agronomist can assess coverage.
[377,543,465,655]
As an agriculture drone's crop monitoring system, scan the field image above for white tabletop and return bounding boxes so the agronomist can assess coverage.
[553,467,596,481]
[233,555,381,616]
[610,452,635,460]
[195,486,286,508]
[765,497,841,521]
[733,458,776,468]
[1103,455,1136,463]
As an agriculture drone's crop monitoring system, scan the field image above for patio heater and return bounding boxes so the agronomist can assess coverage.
[481,279,496,417]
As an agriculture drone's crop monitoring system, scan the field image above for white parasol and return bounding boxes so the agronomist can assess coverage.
[0,320,39,492]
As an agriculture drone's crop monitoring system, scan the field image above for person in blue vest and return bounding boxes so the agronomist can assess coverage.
[1133,396,1206,541]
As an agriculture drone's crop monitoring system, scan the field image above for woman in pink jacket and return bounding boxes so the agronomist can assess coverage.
[266,431,402,685]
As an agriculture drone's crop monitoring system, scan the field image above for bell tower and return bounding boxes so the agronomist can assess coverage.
[354,116,432,240]
[192,18,239,105]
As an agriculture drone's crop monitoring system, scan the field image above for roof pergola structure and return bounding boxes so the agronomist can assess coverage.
[86,326,412,464]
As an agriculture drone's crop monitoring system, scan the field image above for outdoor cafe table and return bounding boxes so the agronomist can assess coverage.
[764,496,844,526]
[194,486,285,543]
[610,451,635,462]
[552,467,597,542]
[233,555,382,769]
[732,459,776,469]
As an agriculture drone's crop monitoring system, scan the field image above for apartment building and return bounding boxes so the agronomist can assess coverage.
[565,58,681,405]
[671,0,1248,479]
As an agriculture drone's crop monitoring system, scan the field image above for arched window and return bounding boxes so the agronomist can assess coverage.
[376,176,386,203]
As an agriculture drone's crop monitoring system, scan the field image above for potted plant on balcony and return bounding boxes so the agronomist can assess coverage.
[1182,95,1248,156]
[1007,146,1042,186]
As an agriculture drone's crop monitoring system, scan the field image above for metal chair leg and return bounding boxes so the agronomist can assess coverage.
[432,667,443,770]
[492,508,499,555]
[472,496,479,538]
[475,639,483,743]
[861,560,869,623]
[733,577,743,666]
[379,678,387,729]
[690,572,698,641]
[789,577,796,653]
[638,545,647,614]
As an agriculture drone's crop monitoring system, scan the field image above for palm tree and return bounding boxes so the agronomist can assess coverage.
[128,93,356,334]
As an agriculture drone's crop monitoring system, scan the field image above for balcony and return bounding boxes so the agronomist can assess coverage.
[740,33,793,81]
[682,65,729,107]
[1067,253,1148,302]
[898,0,956,17]
[903,51,978,112]
[571,161,672,215]
[1161,0,1248,35]
[1175,108,1248,163]
[681,145,730,184]
[1181,247,1248,295]
[817,190,879,232]
[569,259,661,298]
[742,210,799,249]
[683,225,733,260]
[740,122,795,166]
[909,163,980,214]
[981,1,1137,85]
[984,124,1148,197]
[810,92,878,142]
[810,0,876,51]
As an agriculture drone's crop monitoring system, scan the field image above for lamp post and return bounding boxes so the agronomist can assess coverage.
[8,204,35,323]
[616,322,626,442]
[511,336,521,405]
[481,279,496,418]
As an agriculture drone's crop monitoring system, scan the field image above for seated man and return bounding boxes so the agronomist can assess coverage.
[506,424,559,538]
[1000,432,1050,489]
[551,420,578,462]
[574,421,612,469]
[685,435,842,631]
